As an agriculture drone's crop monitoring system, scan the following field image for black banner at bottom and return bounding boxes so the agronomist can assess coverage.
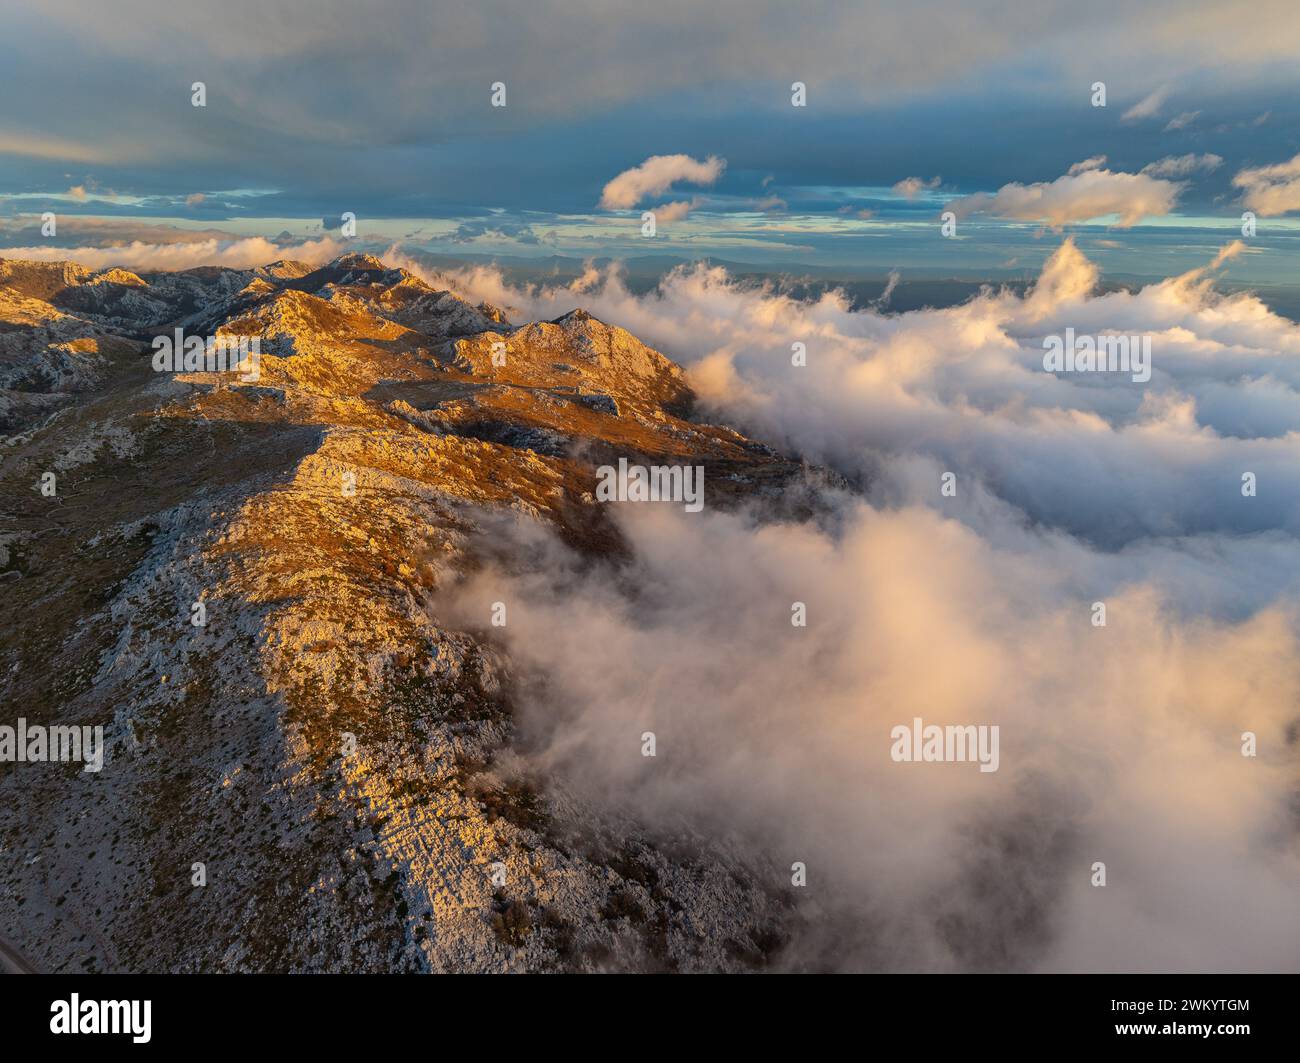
[0,973,1289,1050]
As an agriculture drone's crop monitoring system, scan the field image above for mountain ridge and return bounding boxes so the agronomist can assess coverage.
[0,251,820,972]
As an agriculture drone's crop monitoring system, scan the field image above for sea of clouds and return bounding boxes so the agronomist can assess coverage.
[425,239,1300,971]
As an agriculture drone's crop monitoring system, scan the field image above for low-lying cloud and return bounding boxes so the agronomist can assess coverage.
[0,235,346,273]
[428,237,1300,971]
[414,239,1300,549]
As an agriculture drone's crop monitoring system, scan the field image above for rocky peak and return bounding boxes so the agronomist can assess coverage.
[256,259,314,281]
[331,252,389,272]
[551,307,595,325]
[88,267,149,289]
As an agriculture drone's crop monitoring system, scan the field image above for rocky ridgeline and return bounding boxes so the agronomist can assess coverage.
[0,252,811,972]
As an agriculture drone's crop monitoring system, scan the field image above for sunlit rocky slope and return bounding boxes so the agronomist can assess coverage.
[0,252,814,972]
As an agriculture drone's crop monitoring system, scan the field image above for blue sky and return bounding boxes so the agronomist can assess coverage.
[3,0,1300,282]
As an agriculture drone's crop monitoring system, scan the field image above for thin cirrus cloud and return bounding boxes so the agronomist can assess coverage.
[1120,85,1171,122]
[1163,110,1200,131]
[0,130,117,164]
[1140,153,1223,178]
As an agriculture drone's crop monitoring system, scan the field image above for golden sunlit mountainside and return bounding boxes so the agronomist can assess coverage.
[0,252,819,972]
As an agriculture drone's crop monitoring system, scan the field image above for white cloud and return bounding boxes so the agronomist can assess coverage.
[598,154,725,210]
[0,235,345,272]
[891,175,941,199]
[420,238,1300,548]
[1121,85,1170,122]
[1067,156,1107,176]
[1141,153,1222,178]
[445,499,1299,971]
[1233,153,1300,216]
[1163,110,1200,131]
[948,160,1183,228]
[650,199,696,223]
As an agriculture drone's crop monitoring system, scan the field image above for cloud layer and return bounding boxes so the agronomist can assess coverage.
[0,236,346,272]
[426,239,1300,970]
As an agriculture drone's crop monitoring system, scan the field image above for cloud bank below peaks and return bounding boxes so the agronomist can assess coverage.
[421,238,1300,555]
[429,236,1300,971]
